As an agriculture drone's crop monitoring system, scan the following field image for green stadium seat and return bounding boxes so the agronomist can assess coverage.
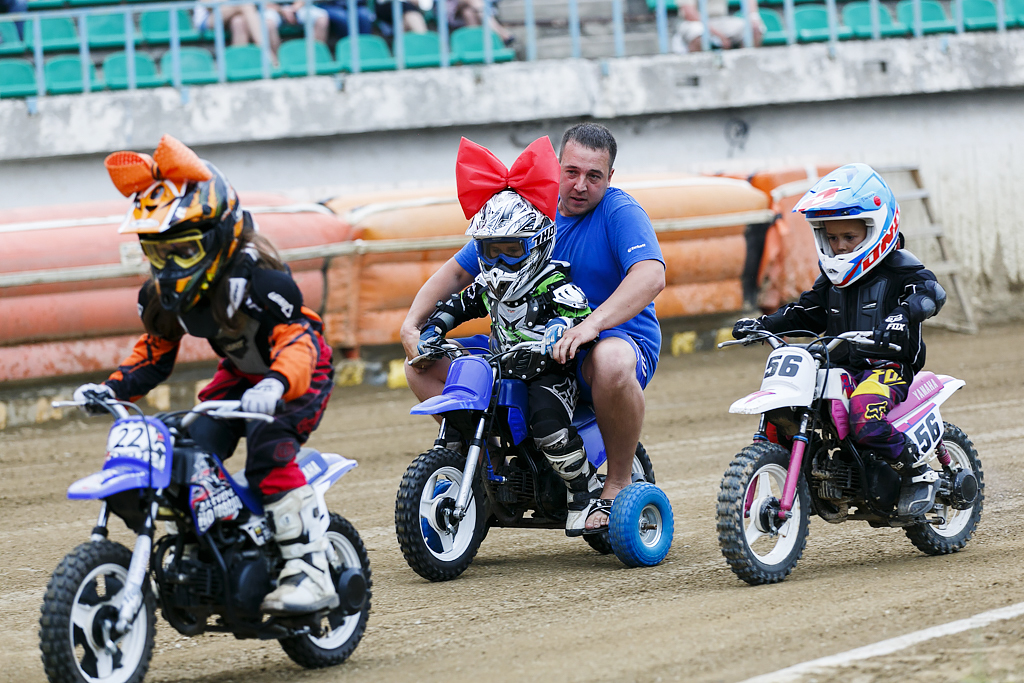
[140,10,201,44]
[68,0,120,7]
[398,31,441,68]
[645,0,677,10]
[1008,0,1024,23]
[103,51,169,89]
[224,44,282,80]
[896,0,956,33]
[0,58,37,97]
[159,46,218,84]
[335,34,395,71]
[25,17,80,52]
[44,54,103,93]
[278,39,337,76]
[842,2,910,37]
[26,0,65,9]
[961,0,999,29]
[759,8,789,44]
[451,26,514,64]
[86,13,142,49]
[793,5,855,41]
[0,22,27,55]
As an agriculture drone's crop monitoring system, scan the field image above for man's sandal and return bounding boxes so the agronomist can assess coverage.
[575,498,614,537]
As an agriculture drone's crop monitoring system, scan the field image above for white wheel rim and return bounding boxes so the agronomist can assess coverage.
[419,465,477,561]
[69,562,148,683]
[743,464,801,565]
[307,531,364,649]
[929,440,976,537]
[638,503,663,547]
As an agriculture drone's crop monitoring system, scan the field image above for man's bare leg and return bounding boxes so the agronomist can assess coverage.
[581,336,645,530]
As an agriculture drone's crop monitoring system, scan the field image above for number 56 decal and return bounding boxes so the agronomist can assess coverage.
[912,411,943,454]
[764,354,802,379]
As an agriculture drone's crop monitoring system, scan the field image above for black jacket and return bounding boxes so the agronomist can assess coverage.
[759,249,946,380]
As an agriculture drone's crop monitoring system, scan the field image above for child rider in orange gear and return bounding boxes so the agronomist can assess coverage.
[72,135,337,616]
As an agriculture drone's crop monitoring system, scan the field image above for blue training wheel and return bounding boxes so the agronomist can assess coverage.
[608,482,674,568]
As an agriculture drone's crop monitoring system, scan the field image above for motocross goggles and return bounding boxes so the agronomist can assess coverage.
[140,228,211,270]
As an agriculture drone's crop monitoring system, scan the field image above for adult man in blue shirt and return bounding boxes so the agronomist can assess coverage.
[400,123,666,532]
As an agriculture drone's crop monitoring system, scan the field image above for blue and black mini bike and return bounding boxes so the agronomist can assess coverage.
[395,341,674,582]
[40,395,370,683]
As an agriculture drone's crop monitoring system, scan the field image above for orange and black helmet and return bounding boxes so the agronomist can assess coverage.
[106,135,244,314]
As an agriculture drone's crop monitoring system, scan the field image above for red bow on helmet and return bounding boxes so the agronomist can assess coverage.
[455,137,560,221]
[104,134,213,198]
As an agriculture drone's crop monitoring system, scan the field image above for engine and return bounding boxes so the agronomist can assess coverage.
[154,532,273,635]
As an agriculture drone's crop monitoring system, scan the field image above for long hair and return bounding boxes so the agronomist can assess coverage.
[141,215,286,339]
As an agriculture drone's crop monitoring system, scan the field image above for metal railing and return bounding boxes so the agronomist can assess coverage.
[0,0,1013,98]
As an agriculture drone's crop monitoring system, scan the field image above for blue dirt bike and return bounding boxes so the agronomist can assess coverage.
[395,341,674,581]
[40,395,370,683]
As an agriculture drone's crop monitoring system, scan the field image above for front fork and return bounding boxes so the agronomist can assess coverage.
[89,496,158,645]
[778,413,811,520]
[451,417,487,522]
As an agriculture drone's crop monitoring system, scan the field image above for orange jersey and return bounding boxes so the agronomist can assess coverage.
[106,253,328,402]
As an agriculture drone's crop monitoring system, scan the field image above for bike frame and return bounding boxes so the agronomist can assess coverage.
[411,352,610,523]
[53,397,357,640]
[726,331,965,521]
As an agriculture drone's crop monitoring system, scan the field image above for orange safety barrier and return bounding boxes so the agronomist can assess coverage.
[1,171,817,385]
[0,194,351,382]
[715,166,838,312]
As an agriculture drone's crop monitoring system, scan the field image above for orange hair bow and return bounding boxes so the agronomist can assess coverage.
[455,136,560,221]
[104,134,213,197]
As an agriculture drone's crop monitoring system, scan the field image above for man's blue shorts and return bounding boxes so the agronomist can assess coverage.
[453,328,656,403]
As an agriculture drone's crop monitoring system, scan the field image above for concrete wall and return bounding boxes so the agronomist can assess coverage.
[2,31,1023,319]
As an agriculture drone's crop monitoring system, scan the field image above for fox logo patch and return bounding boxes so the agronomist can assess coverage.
[863,401,889,421]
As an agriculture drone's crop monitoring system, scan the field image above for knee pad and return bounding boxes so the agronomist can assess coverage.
[532,421,570,453]
[851,375,891,400]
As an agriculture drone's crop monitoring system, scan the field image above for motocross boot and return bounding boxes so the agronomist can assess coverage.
[890,439,939,517]
[542,433,602,537]
[261,485,340,615]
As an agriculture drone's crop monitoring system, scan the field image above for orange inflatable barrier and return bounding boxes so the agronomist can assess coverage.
[0,194,351,381]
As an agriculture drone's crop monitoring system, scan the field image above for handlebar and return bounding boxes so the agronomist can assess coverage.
[52,396,276,425]
[718,330,901,353]
[181,400,276,428]
[408,339,547,368]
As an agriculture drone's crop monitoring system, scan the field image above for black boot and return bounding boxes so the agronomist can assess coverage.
[891,439,938,517]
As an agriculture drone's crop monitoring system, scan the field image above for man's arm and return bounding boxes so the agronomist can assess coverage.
[399,257,475,361]
[551,259,666,364]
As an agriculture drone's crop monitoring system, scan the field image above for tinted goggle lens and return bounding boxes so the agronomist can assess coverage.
[140,232,207,269]
[478,238,530,267]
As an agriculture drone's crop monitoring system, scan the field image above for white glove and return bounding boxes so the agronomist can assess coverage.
[72,383,115,415]
[240,378,285,415]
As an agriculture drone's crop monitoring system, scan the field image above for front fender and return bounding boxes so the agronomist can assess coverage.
[68,464,153,500]
[729,390,808,415]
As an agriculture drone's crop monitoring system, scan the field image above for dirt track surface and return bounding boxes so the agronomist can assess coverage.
[3,324,1023,683]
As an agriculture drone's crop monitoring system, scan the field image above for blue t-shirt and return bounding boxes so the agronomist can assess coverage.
[455,186,664,365]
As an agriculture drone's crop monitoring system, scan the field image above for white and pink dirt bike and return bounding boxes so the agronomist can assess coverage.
[716,330,983,585]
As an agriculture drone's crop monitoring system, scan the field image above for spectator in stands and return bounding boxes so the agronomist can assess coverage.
[0,0,28,40]
[671,0,763,52]
[266,1,331,46]
[375,0,429,37]
[314,0,375,40]
[194,4,275,53]
[448,0,515,46]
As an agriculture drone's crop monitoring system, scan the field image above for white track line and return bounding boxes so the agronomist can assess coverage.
[740,601,1024,683]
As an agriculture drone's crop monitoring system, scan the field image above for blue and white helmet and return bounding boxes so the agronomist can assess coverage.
[793,163,901,288]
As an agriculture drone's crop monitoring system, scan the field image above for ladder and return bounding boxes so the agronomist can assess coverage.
[877,165,977,334]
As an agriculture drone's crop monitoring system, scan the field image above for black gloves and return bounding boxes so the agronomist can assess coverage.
[874,307,910,351]
[732,318,765,340]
